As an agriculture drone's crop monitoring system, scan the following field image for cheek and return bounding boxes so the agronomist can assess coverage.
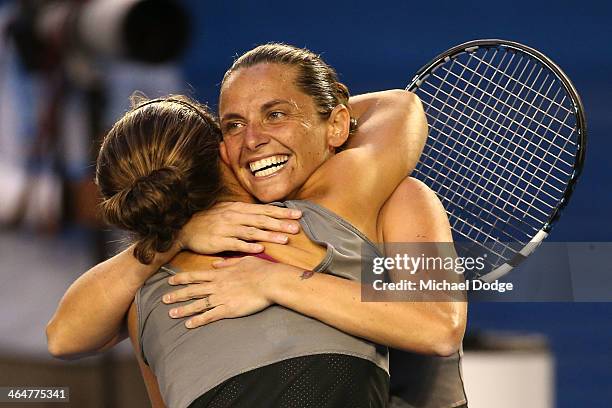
[305,136,330,163]
[224,139,242,164]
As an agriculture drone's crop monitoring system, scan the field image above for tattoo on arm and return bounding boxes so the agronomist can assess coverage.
[299,270,315,280]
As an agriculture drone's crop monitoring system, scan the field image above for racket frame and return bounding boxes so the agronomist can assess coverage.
[406,39,587,281]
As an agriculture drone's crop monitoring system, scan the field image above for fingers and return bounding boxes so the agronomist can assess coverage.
[168,295,216,318]
[183,203,301,255]
[163,282,215,303]
[211,257,243,268]
[217,238,264,254]
[232,225,291,244]
[225,202,302,220]
[215,203,301,234]
[237,213,301,234]
[185,305,228,328]
[168,271,215,286]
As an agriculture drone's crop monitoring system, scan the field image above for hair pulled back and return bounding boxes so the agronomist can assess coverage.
[222,43,358,135]
[96,94,223,264]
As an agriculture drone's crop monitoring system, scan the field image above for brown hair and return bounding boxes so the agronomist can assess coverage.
[96,95,223,264]
[222,43,358,136]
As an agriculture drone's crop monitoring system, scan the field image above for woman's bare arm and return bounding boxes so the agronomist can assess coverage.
[305,90,428,238]
[166,178,466,356]
[46,91,426,359]
[46,243,180,359]
[347,90,427,175]
[46,203,302,359]
[269,178,465,354]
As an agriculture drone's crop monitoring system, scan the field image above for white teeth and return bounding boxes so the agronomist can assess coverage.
[253,161,288,178]
[248,155,289,176]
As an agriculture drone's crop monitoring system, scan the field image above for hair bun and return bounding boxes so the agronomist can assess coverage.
[109,167,191,264]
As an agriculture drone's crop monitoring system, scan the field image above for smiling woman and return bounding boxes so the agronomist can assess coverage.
[219,62,349,203]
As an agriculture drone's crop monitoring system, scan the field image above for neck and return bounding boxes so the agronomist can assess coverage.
[218,163,256,203]
[292,150,334,201]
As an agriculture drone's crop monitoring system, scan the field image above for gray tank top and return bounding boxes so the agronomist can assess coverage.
[136,200,388,408]
[389,348,467,408]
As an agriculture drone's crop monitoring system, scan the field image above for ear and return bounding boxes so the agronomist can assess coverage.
[326,104,351,148]
[219,141,231,166]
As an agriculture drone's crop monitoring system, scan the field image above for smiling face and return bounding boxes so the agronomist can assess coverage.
[219,63,342,203]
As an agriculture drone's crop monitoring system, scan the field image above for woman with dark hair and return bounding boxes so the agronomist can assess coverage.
[48,44,467,408]
[96,95,225,265]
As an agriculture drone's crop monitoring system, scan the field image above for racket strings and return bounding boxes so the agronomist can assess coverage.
[416,159,532,262]
[422,62,576,195]
[451,49,532,220]
[419,50,535,257]
[422,56,564,213]
[438,51,577,155]
[412,45,580,274]
[461,52,574,117]
[516,96,576,213]
[424,71,576,173]
[418,148,547,227]
[420,100,567,205]
[451,55,576,134]
[420,49,580,183]
[420,89,574,215]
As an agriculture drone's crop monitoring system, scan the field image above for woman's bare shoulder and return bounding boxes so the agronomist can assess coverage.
[169,251,221,271]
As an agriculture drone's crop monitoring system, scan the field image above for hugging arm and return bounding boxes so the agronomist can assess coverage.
[46,203,301,359]
[46,90,427,358]
[269,178,466,355]
[310,90,428,233]
[46,243,178,359]
[167,178,466,355]
[346,90,426,176]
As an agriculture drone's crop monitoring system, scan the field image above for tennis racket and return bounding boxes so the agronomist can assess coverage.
[407,39,587,282]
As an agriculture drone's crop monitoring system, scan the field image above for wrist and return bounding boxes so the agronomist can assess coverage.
[151,240,183,262]
[122,241,181,288]
[150,240,182,267]
[264,263,307,305]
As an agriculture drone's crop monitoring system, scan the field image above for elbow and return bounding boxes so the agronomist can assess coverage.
[396,303,467,356]
[46,321,67,359]
[388,90,428,173]
[47,345,75,361]
[432,325,464,357]
[46,321,79,360]
[382,89,420,110]
[432,307,467,357]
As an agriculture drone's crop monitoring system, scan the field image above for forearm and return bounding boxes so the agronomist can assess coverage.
[348,90,427,175]
[266,265,457,355]
[268,178,466,356]
[379,177,468,354]
[46,243,179,359]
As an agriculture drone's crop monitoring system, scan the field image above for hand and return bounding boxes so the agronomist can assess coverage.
[177,202,302,254]
[162,256,286,327]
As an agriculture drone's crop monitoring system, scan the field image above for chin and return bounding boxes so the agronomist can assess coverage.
[254,191,286,203]
[252,185,294,203]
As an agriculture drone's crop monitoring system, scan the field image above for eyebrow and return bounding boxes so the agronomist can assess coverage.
[220,99,294,122]
[261,99,293,111]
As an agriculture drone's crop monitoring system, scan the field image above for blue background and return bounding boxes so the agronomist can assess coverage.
[178,1,611,406]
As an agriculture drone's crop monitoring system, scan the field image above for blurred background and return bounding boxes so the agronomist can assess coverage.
[0,0,610,407]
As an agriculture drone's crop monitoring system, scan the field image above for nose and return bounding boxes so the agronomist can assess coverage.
[244,122,270,151]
